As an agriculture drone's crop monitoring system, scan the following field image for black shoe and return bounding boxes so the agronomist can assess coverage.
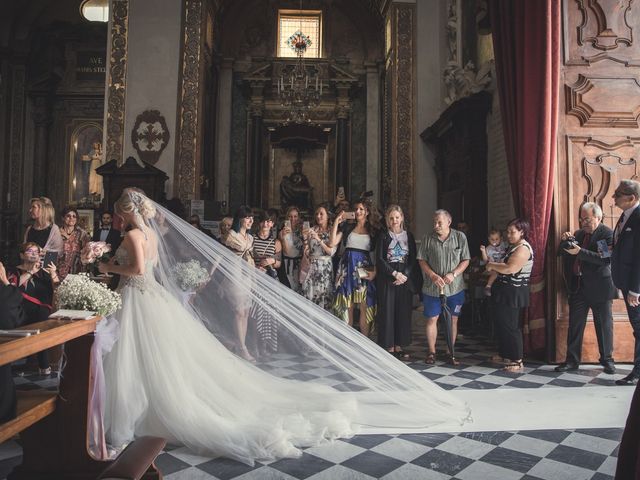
[554,363,579,372]
[615,374,639,386]
[602,363,616,375]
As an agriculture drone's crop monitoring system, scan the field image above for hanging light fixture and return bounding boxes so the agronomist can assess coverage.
[277,2,322,124]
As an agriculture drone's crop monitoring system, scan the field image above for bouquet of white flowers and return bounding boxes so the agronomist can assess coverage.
[170,260,209,292]
[56,273,122,316]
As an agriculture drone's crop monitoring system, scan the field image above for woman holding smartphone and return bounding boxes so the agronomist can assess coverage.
[301,204,336,310]
[278,206,304,292]
[330,201,378,336]
[6,242,59,374]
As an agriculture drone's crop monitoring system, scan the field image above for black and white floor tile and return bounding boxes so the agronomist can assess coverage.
[0,319,632,480]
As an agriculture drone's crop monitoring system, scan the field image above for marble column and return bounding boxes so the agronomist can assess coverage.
[335,104,350,198]
[215,58,234,210]
[31,96,52,196]
[248,102,264,207]
[365,62,381,202]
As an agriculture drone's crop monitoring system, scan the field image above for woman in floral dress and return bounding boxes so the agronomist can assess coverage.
[301,204,336,310]
[57,205,90,281]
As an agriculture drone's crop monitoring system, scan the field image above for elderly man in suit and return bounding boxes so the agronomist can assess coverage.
[92,211,122,252]
[556,202,617,374]
[611,179,640,385]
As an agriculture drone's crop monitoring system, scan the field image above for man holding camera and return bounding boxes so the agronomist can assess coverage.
[611,180,640,385]
[556,202,617,374]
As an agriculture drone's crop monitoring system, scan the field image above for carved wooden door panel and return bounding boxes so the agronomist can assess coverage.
[553,0,640,362]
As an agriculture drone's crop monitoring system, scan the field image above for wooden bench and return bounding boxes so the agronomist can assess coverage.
[0,318,164,479]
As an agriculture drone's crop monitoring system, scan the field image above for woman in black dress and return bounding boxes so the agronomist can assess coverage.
[486,218,534,372]
[375,205,421,359]
[6,242,59,374]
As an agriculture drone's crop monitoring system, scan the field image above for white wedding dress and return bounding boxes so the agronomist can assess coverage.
[97,199,470,466]
[103,246,355,465]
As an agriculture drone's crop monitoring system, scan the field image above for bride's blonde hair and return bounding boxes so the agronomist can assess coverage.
[115,188,156,221]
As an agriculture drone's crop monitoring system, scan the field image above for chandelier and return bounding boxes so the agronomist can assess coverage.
[277,30,322,124]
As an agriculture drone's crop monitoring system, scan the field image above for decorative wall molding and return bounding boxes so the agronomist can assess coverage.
[175,0,203,203]
[565,0,640,66]
[567,135,640,229]
[566,75,640,128]
[105,0,129,165]
[393,3,415,222]
[576,0,633,51]
[131,110,170,165]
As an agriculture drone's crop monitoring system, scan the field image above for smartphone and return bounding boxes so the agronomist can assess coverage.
[343,211,355,220]
[284,220,291,229]
[42,251,58,268]
[337,186,345,197]
[303,221,310,230]
[597,239,612,258]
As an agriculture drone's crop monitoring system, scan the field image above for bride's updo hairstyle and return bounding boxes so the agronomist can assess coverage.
[115,188,156,223]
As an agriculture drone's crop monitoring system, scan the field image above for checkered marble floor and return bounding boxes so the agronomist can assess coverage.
[1,323,633,479]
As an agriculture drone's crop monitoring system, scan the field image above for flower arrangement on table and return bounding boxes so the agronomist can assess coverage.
[170,260,210,292]
[56,273,122,316]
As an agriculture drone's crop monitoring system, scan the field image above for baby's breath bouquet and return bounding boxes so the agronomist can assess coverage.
[170,260,209,292]
[56,273,122,316]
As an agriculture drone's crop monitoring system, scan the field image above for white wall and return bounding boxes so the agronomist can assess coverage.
[122,0,183,195]
[414,0,448,238]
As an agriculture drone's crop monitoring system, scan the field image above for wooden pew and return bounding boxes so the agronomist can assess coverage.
[0,318,163,479]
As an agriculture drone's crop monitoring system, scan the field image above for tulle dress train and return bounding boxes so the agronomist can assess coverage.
[103,250,355,465]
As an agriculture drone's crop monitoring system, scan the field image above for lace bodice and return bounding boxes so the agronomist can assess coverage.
[114,247,157,292]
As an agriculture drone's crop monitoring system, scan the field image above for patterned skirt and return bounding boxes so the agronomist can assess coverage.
[333,249,376,325]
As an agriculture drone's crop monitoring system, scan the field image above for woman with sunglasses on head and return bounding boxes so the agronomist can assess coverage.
[57,205,91,281]
[6,242,59,375]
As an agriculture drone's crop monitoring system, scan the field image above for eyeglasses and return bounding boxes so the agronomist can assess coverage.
[64,213,77,218]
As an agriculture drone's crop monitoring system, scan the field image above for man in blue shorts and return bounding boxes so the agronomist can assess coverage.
[418,210,470,365]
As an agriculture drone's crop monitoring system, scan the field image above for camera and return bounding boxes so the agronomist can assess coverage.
[560,235,578,250]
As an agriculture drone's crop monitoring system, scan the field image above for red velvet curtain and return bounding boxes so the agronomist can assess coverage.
[489,0,561,356]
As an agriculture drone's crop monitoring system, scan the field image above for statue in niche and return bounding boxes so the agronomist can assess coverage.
[82,141,104,198]
[280,156,313,211]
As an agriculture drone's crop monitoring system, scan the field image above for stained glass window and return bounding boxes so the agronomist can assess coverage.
[278,10,322,58]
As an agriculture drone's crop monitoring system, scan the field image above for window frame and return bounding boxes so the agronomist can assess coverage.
[276,9,323,58]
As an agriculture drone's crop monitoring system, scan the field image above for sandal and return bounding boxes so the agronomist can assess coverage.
[425,352,436,364]
[502,360,523,372]
[395,350,410,360]
[447,354,459,366]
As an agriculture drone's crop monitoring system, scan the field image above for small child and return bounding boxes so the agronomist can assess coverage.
[480,229,507,296]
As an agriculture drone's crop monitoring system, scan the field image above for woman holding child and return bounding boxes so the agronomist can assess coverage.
[485,218,533,372]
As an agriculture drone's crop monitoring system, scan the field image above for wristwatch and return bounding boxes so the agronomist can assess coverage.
[451,271,457,278]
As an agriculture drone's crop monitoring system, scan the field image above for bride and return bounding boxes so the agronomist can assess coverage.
[94,189,470,465]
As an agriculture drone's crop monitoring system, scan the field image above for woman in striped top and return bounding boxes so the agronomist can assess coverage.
[486,218,534,372]
[252,210,282,356]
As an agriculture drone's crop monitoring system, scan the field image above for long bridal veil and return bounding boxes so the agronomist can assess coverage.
[145,202,470,428]
[90,197,470,461]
